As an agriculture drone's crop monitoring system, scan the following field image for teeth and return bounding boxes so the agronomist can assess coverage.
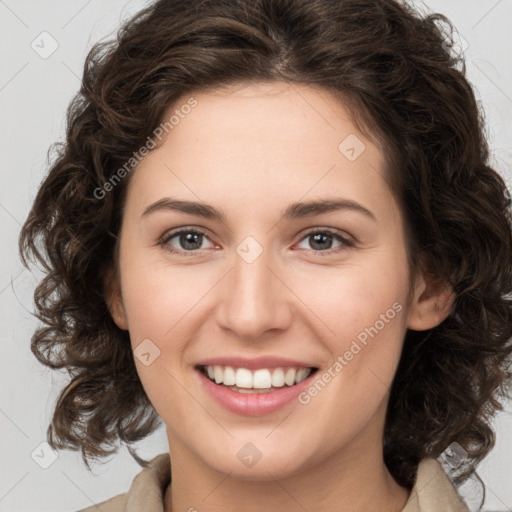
[271,368,285,387]
[214,365,223,384]
[203,365,313,389]
[253,369,272,389]
[284,368,296,386]
[223,366,236,385]
[296,368,310,383]
[235,368,253,388]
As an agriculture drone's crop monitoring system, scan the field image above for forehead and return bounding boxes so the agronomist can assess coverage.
[125,81,393,221]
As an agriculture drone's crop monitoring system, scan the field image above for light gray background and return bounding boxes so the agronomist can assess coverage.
[1,1,511,511]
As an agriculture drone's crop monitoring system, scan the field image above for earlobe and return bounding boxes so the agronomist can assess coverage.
[103,266,129,331]
[407,268,455,331]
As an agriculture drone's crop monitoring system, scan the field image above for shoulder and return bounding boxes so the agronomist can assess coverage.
[75,492,127,512]
[402,457,469,512]
[72,453,170,512]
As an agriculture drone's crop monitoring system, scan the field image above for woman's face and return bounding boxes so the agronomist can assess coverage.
[110,81,426,480]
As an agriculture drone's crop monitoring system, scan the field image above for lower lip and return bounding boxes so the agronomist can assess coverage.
[196,368,317,416]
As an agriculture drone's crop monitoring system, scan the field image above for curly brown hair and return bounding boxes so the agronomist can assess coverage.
[19,0,512,490]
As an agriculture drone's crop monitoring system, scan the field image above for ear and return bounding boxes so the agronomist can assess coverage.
[407,265,455,331]
[103,265,129,331]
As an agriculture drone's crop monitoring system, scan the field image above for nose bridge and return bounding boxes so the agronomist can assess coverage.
[216,235,291,339]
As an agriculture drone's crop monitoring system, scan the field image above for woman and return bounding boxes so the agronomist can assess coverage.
[19,0,512,510]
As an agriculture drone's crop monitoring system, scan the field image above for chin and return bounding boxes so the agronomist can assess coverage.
[199,438,315,481]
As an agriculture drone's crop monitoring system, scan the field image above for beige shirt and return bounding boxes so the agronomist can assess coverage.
[77,454,469,511]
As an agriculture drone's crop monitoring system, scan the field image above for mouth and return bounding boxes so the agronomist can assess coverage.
[196,364,319,394]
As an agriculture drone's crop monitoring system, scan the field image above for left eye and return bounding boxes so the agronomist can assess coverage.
[160,228,353,255]
[295,230,353,252]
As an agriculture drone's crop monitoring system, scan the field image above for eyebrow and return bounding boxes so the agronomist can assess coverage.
[141,197,376,222]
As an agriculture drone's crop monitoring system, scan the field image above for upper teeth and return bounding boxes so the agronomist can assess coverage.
[204,365,312,389]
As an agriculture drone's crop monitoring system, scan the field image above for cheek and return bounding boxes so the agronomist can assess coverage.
[295,288,407,455]
[118,239,215,343]
[292,246,410,409]
[117,249,212,407]
[290,251,410,347]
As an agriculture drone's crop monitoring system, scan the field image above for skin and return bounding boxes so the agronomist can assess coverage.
[107,81,453,512]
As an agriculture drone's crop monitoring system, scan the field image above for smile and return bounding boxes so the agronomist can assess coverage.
[200,365,315,392]
[195,363,319,416]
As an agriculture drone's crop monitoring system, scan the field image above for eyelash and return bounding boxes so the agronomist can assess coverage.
[159,227,355,257]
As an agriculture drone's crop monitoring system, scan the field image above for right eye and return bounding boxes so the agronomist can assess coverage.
[160,228,216,255]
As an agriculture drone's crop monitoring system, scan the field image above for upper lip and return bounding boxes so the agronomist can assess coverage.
[196,356,317,371]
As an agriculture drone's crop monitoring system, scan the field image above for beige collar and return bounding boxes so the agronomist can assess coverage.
[79,453,469,511]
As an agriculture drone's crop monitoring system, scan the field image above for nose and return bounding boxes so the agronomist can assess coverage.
[215,239,293,341]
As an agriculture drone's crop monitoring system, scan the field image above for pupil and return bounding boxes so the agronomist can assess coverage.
[311,233,332,250]
[181,232,202,250]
